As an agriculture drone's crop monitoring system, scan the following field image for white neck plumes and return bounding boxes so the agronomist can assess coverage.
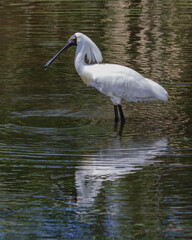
[74,33,103,75]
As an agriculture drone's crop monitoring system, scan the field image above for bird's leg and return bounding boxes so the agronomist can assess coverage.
[119,121,125,135]
[118,105,125,123]
[114,105,119,122]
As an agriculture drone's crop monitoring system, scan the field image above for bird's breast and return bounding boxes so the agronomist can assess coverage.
[79,71,92,86]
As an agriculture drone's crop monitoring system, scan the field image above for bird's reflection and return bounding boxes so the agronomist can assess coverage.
[114,122,125,135]
[75,136,167,207]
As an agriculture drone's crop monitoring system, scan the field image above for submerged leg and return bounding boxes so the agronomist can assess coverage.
[118,105,125,123]
[114,105,119,122]
[114,120,125,135]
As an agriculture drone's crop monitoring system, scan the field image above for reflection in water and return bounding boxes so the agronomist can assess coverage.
[76,136,167,207]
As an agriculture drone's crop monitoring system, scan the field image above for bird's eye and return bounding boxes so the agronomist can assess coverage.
[72,36,76,40]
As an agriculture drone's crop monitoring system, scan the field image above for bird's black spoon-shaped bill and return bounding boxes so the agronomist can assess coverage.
[44,41,73,69]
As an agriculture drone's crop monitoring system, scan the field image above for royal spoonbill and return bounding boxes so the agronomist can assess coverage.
[45,32,168,123]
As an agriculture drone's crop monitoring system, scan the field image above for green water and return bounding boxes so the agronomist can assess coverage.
[0,0,192,239]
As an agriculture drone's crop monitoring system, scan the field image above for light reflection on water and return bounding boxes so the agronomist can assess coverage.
[0,124,168,238]
[0,0,192,239]
[75,137,168,208]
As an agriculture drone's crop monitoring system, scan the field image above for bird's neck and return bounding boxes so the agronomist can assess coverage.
[74,44,87,75]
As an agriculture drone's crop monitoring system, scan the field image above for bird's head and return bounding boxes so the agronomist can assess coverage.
[44,34,77,69]
[68,34,77,46]
[45,32,103,69]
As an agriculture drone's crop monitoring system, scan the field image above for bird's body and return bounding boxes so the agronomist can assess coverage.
[45,32,168,122]
[79,63,167,105]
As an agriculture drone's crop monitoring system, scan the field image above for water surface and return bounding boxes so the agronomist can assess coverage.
[0,0,192,239]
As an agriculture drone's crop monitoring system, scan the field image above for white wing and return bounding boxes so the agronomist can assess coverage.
[82,64,168,103]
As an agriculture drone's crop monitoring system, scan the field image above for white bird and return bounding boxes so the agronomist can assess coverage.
[45,32,168,123]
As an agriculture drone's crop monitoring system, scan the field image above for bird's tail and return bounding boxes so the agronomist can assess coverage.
[145,78,168,101]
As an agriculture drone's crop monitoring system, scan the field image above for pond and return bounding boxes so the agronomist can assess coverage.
[0,0,192,239]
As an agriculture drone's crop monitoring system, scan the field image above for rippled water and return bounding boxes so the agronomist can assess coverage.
[0,0,192,239]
